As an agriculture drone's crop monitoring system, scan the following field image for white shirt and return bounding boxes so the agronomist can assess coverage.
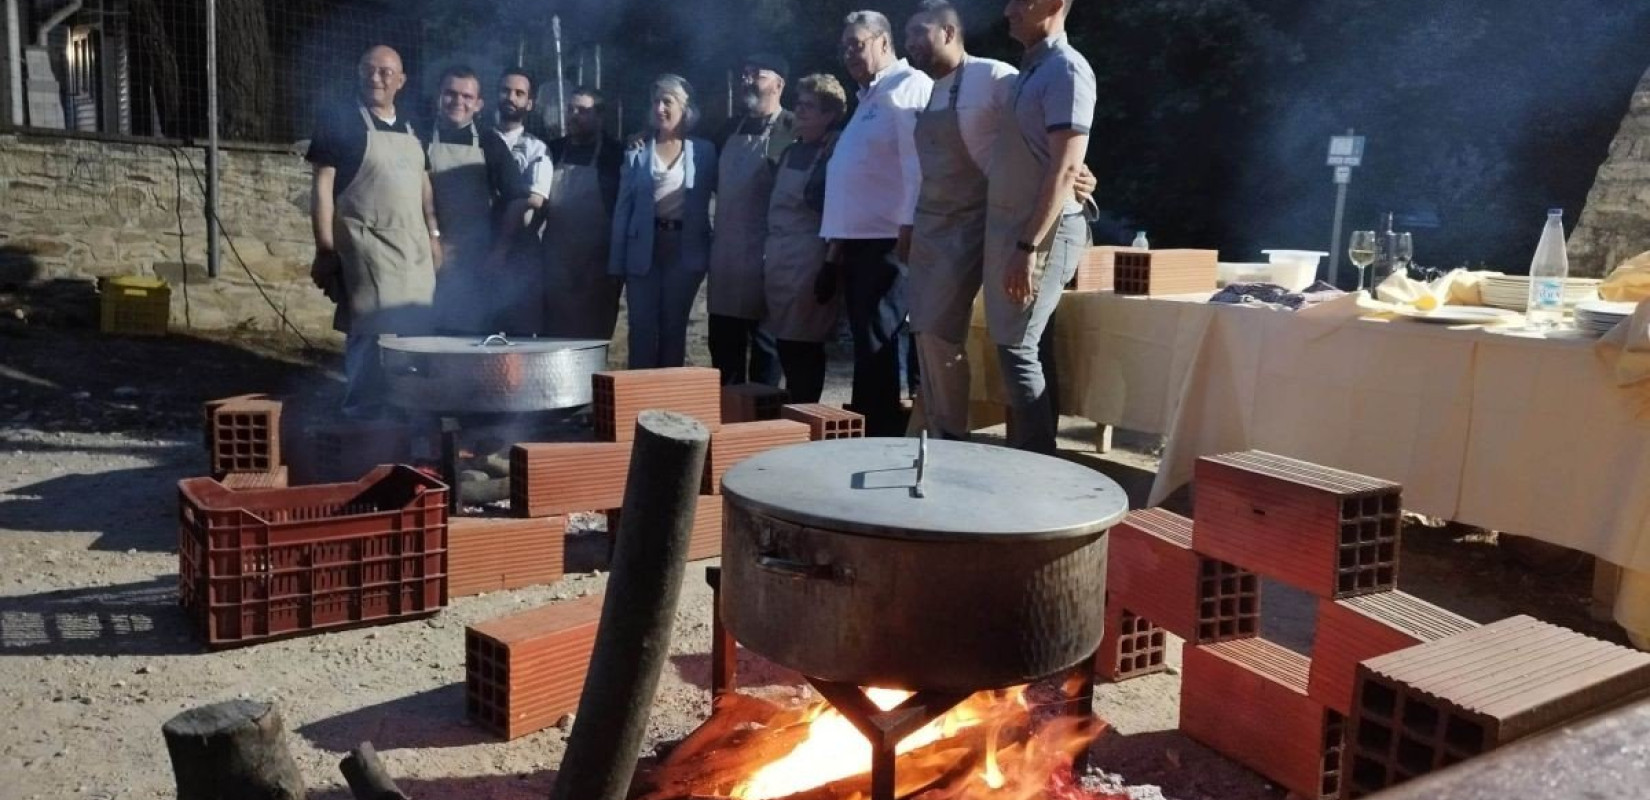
[925,55,1018,175]
[525,153,554,199]
[652,146,687,221]
[820,59,933,240]
[496,125,547,175]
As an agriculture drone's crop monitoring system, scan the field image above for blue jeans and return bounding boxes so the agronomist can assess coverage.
[840,238,908,437]
[342,333,385,419]
[996,214,1086,454]
[625,230,705,369]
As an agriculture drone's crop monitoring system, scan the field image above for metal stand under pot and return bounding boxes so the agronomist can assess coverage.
[718,434,1130,800]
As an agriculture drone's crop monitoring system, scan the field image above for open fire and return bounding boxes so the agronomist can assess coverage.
[636,685,1121,800]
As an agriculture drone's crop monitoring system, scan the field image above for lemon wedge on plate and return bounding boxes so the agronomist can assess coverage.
[1413,294,1440,312]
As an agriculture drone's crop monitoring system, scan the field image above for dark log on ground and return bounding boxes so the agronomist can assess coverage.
[161,699,307,800]
[552,410,710,800]
[339,741,408,800]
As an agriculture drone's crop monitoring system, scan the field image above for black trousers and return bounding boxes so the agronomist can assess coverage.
[839,238,908,437]
[776,340,827,404]
[708,313,781,386]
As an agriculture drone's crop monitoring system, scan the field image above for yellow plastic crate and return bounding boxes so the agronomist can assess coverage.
[99,276,171,336]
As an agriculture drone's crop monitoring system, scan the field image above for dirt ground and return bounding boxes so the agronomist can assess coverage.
[0,307,1624,800]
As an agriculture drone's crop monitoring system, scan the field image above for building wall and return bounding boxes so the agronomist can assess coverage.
[0,130,338,336]
[1572,66,1650,278]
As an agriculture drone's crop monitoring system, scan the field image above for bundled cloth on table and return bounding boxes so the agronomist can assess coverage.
[1602,251,1650,303]
[1209,281,1344,311]
[1375,268,1495,308]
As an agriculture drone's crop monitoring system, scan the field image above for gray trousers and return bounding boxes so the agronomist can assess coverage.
[996,214,1086,454]
[342,333,384,419]
[915,332,971,440]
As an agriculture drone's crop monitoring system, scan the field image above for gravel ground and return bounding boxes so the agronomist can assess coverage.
[0,315,1619,800]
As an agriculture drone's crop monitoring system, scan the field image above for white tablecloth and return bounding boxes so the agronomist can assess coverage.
[968,291,1650,637]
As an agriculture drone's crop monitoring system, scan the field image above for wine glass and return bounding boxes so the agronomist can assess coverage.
[1393,232,1415,279]
[1348,231,1377,291]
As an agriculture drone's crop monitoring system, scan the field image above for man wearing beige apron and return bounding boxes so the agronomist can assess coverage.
[707,54,793,386]
[530,88,624,339]
[427,66,531,335]
[902,2,1020,441]
[307,45,440,418]
[763,74,848,403]
[983,0,1096,454]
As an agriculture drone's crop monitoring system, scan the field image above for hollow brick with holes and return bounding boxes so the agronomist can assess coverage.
[511,442,633,518]
[1108,508,1260,644]
[1193,451,1401,600]
[466,595,603,740]
[702,420,812,494]
[592,368,722,442]
[779,404,866,441]
[1344,615,1650,797]
[1308,591,1477,716]
[1095,603,1169,682]
[208,399,282,477]
[297,420,415,485]
[721,383,791,424]
[1110,249,1218,296]
[1181,638,1346,800]
[448,516,565,598]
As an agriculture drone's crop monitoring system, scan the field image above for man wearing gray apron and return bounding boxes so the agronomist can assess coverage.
[707,54,793,386]
[983,0,1096,454]
[427,66,531,335]
[903,2,1020,441]
[531,88,624,340]
[307,45,439,418]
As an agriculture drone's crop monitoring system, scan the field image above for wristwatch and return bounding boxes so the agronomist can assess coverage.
[1014,240,1037,253]
[430,229,442,239]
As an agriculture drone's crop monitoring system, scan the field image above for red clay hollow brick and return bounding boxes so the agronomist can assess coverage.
[1108,508,1260,644]
[607,497,724,564]
[702,420,812,494]
[511,442,633,518]
[721,383,791,424]
[297,420,415,485]
[465,594,604,740]
[592,367,722,442]
[1194,450,1402,600]
[1110,249,1218,296]
[448,516,566,598]
[1308,591,1478,716]
[779,403,866,441]
[1345,615,1650,797]
[208,399,283,477]
[1095,602,1170,683]
[1181,638,1344,800]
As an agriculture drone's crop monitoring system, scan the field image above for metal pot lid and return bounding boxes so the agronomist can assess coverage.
[378,334,610,355]
[721,437,1129,542]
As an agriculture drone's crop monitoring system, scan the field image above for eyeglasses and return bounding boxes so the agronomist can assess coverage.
[358,65,400,80]
[840,33,883,55]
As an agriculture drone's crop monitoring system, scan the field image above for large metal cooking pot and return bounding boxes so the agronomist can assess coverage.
[720,437,1128,693]
[379,335,608,413]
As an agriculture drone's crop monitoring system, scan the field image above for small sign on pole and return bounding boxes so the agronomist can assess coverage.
[1326,130,1364,287]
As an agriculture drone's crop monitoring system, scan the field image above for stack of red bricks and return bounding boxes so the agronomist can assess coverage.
[1104,450,1420,800]
[203,394,288,489]
[1108,450,1650,799]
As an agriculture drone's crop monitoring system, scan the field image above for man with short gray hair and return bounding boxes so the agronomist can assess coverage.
[819,9,933,437]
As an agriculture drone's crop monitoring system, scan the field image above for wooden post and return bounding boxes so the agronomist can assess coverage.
[339,741,408,800]
[551,410,710,800]
[161,700,307,800]
[706,566,737,699]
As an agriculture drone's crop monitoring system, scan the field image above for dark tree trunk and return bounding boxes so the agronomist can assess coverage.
[339,741,408,800]
[162,700,307,800]
[216,0,273,141]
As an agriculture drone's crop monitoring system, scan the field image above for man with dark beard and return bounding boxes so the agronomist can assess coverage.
[494,67,546,176]
[706,54,794,386]
[528,88,625,339]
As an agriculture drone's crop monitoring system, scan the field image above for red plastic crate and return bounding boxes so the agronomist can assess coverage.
[1182,638,1345,800]
[592,367,722,442]
[177,465,449,648]
[1194,451,1401,600]
[467,594,604,740]
[721,383,791,423]
[208,399,283,477]
[779,403,865,441]
[1309,591,1477,715]
[221,467,289,491]
[702,420,812,494]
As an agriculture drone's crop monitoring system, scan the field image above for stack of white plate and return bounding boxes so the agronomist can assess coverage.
[1480,275,1601,311]
[1573,299,1638,336]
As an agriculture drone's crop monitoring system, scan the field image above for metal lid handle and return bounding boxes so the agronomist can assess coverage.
[913,431,928,498]
[477,333,513,347]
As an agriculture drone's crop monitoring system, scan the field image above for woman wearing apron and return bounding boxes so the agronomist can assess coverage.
[762,75,848,403]
[608,74,719,369]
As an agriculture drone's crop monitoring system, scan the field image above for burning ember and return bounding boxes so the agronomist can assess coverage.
[636,686,1121,800]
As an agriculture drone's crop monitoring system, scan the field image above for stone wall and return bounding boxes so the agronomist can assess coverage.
[1572,66,1650,278]
[0,130,339,338]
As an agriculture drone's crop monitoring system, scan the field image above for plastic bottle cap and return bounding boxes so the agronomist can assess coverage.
[1548,208,1563,216]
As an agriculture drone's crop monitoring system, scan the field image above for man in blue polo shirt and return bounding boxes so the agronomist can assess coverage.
[982,0,1096,454]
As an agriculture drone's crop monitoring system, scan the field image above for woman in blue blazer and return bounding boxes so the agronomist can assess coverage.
[608,74,719,369]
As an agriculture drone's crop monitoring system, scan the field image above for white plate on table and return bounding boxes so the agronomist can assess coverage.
[1391,306,1522,325]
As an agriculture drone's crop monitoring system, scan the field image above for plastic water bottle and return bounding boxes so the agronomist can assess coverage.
[1525,209,1570,329]
[1131,231,1150,250]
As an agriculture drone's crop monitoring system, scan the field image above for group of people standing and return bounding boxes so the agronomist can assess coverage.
[309,0,1093,455]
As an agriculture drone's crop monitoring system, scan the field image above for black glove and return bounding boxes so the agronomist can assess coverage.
[814,262,840,304]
